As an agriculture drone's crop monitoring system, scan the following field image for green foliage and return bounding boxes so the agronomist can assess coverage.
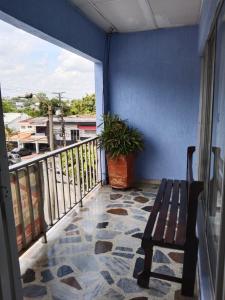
[39,98,70,116]
[3,93,96,117]
[18,107,41,117]
[2,100,16,113]
[35,92,49,102]
[98,113,144,158]
[61,144,97,189]
[23,92,48,109]
[70,94,96,115]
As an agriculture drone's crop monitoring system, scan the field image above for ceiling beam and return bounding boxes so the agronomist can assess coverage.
[146,0,159,29]
[87,0,118,32]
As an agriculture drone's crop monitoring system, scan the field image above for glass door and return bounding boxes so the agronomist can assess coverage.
[206,3,225,291]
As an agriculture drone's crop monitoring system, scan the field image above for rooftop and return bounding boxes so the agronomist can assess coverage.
[4,112,29,124]
[19,115,96,125]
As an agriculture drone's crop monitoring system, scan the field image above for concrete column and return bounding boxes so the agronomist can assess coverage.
[35,142,39,154]
[0,89,23,300]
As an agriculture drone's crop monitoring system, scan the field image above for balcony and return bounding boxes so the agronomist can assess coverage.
[8,138,188,299]
[0,0,218,298]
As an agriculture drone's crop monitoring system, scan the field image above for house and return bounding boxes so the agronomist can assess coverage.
[15,101,25,110]
[0,0,223,299]
[8,115,96,152]
[3,112,29,131]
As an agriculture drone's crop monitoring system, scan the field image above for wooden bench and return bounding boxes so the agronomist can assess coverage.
[137,146,203,297]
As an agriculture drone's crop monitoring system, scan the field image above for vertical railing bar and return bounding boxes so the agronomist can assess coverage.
[59,153,66,215]
[75,146,82,205]
[52,156,60,220]
[25,166,35,241]
[88,142,92,189]
[99,144,103,185]
[15,170,27,249]
[84,143,89,193]
[80,145,85,200]
[94,139,99,183]
[65,150,72,209]
[70,148,76,204]
[35,161,47,243]
[44,158,53,227]
[96,139,101,184]
[91,140,96,186]
[93,140,96,184]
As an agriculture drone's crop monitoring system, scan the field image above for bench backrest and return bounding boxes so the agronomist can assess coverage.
[186,146,204,243]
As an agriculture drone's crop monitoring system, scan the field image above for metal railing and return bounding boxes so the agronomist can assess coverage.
[9,137,101,254]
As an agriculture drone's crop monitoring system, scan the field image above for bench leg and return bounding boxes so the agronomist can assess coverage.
[137,246,153,288]
[181,238,198,297]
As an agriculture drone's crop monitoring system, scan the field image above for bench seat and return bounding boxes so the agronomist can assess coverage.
[137,147,203,297]
[142,179,188,250]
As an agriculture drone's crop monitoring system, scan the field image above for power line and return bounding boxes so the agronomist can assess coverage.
[52,92,65,101]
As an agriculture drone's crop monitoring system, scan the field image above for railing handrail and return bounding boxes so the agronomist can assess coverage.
[9,136,98,171]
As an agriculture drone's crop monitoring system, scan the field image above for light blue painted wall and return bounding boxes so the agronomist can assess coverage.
[199,0,220,54]
[109,26,200,180]
[0,0,105,62]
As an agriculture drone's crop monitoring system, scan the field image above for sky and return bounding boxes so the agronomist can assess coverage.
[0,19,95,100]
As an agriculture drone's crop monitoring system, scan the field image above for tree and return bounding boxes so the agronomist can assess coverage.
[35,92,49,102]
[2,100,16,113]
[70,94,96,115]
[39,98,70,116]
[19,108,41,117]
[22,92,49,109]
[2,93,96,117]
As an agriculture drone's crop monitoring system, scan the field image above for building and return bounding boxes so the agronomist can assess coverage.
[15,101,25,110]
[3,112,29,131]
[8,115,96,153]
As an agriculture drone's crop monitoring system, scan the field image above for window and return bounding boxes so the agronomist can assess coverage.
[198,32,216,211]
[206,7,225,291]
[199,3,225,297]
[71,130,79,141]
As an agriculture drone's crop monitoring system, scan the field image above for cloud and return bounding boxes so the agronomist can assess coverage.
[0,19,95,100]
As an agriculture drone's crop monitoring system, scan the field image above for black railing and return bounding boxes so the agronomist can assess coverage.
[9,137,101,254]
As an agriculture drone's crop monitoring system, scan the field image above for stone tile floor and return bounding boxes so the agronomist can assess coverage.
[20,184,187,300]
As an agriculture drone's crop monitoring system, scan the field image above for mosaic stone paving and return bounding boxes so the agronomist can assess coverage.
[20,184,186,300]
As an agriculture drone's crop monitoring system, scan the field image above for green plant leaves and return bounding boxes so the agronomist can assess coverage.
[98,113,144,158]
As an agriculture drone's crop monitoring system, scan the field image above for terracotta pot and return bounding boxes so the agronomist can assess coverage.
[107,153,135,189]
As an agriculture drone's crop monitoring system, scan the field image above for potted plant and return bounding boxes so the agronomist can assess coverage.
[98,113,144,189]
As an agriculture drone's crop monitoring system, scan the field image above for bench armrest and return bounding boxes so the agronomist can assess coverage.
[187,146,195,183]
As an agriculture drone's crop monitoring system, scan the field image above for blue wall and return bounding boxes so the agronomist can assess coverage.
[0,1,201,180]
[199,0,220,54]
[0,0,106,62]
[109,26,200,180]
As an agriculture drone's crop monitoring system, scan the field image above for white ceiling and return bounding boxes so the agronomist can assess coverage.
[70,0,202,33]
